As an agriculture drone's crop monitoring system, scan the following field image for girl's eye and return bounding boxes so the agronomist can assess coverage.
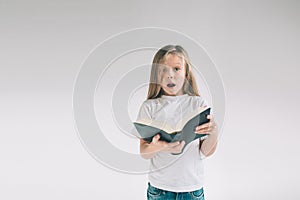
[162,68,167,72]
[175,67,181,71]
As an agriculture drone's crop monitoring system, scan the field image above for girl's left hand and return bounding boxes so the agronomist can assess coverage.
[194,115,218,137]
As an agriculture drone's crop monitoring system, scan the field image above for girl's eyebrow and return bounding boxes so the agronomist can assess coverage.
[174,64,183,67]
[160,63,183,67]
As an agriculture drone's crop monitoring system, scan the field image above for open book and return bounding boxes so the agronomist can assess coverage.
[133,107,211,155]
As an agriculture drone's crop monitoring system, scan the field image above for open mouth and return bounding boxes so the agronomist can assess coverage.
[167,83,176,88]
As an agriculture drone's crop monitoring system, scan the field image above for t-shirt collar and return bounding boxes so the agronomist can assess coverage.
[161,94,188,100]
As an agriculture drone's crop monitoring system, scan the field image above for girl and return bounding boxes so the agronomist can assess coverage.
[136,45,218,200]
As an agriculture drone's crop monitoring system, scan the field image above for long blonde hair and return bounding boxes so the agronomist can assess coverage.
[147,45,200,99]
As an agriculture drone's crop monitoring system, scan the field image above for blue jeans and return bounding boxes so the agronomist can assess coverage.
[147,183,205,200]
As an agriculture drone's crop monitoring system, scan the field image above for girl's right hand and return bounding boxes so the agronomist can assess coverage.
[150,134,185,154]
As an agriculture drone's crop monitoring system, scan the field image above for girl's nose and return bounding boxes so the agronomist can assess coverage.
[167,70,174,78]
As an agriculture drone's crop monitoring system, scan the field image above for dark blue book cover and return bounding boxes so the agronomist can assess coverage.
[134,107,210,155]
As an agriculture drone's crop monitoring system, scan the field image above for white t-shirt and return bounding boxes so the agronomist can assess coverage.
[136,94,209,192]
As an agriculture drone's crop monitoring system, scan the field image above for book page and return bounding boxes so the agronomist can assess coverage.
[134,107,209,134]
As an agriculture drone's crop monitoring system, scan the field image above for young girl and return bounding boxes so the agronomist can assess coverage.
[136,45,218,200]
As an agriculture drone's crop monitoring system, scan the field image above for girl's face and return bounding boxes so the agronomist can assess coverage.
[159,54,186,96]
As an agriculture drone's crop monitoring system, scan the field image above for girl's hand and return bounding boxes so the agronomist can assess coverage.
[150,134,185,154]
[194,115,218,137]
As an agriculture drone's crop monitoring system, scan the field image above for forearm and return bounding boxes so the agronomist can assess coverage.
[200,134,218,157]
[140,142,157,159]
[139,136,185,159]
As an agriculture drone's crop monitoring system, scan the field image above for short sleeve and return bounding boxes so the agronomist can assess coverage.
[196,96,209,108]
[195,95,210,140]
[132,101,152,139]
[136,101,152,121]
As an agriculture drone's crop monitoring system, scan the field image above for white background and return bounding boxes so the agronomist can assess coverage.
[1,0,299,199]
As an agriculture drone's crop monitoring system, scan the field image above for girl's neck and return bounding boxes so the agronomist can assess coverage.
[161,93,188,99]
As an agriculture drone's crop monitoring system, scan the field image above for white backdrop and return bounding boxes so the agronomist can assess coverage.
[1,0,299,199]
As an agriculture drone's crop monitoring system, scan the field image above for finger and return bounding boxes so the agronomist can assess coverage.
[195,122,212,131]
[152,134,160,143]
[197,124,216,131]
[196,126,212,133]
[195,130,211,135]
[198,119,216,130]
[168,140,184,149]
[207,114,215,120]
[180,141,185,148]
[174,140,185,148]
[167,141,181,147]
[196,124,218,134]
[175,141,186,153]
